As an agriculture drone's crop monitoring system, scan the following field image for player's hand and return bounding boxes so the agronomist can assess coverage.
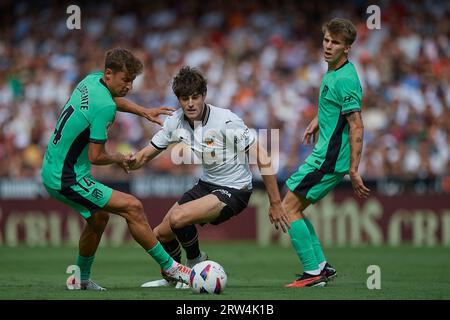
[128,151,144,170]
[142,107,175,126]
[302,117,319,145]
[117,153,133,174]
[349,171,370,199]
[268,202,290,233]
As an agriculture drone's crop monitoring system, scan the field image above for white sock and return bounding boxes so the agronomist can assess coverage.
[305,269,321,276]
[319,261,327,271]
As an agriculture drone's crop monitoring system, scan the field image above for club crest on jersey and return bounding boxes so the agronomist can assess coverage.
[204,135,215,147]
[321,85,329,97]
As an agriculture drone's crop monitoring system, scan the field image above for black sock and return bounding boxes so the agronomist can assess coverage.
[171,225,200,260]
[161,239,182,263]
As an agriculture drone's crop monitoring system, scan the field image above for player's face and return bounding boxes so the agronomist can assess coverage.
[178,92,206,122]
[104,69,134,97]
[322,31,350,65]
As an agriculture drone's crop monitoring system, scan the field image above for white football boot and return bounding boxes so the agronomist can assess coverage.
[80,279,107,291]
[140,278,174,288]
[162,262,192,284]
[141,253,208,289]
[187,251,208,268]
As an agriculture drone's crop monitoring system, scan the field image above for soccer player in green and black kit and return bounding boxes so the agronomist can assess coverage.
[41,48,192,290]
[283,18,371,288]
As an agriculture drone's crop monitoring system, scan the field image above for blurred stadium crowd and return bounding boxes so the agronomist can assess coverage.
[0,0,449,190]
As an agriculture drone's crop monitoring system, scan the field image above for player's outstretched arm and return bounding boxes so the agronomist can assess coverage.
[345,111,370,199]
[114,97,175,126]
[301,115,319,145]
[88,142,132,173]
[249,142,290,232]
[128,144,163,170]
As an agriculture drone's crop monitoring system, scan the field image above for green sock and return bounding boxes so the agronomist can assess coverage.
[76,255,95,281]
[147,242,174,270]
[304,218,326,264]
[288,219,319,272]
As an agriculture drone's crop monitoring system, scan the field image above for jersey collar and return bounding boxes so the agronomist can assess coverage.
[184,103,211,128]
[333,59,349,72]
[201,103,211,126]
[99,78,108,89]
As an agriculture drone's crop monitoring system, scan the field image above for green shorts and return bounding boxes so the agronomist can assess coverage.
[44,175,113,219]
[286,163,345,204]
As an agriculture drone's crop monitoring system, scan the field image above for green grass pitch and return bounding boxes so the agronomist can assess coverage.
[1,242,449,300]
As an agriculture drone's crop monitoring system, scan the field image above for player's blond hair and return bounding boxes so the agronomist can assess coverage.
[322,18,357,45]
[104,48,143,78]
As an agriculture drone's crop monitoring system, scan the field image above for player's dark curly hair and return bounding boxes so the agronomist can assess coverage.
[322,18,357,45]
[172,66,207,98]
[104,48,143,78]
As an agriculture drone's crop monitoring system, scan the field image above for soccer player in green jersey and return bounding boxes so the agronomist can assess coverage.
[41,48,192,290]
[283,18,371,288]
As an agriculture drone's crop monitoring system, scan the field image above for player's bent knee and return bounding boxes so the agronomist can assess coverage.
[168,207,188,229]
[154,225,162,239]
[154,226,172,242]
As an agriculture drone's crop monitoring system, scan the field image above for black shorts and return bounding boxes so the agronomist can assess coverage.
[178,180,252,225]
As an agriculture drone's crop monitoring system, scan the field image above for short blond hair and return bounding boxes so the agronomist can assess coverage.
[104,48,143,77]
[322,18,357,45]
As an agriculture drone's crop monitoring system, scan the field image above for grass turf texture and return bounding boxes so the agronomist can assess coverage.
[1,242,449,300]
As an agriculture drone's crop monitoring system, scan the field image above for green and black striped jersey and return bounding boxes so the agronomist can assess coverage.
[305,61,362,173]
[41,72,116,189]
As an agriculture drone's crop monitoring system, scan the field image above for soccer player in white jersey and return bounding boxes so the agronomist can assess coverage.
[130,66,290,288]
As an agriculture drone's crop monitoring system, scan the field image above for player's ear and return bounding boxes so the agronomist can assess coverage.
[344,45,351,54]
[104,68,113,80]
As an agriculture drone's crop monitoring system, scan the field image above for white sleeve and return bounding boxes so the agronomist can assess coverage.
[224,112,256,151]
[150,117,174,150]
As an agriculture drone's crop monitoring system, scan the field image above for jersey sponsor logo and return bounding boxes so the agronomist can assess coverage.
[91,188,103,200]
[212,189,232,198]
[343,96,353,103]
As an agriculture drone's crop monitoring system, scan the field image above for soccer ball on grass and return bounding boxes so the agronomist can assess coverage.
[189,260,227,294]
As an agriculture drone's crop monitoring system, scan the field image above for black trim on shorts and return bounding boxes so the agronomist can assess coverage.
[61,127,90,189]
[178,180,252,226]
[320,113,346,173]
[58,187,100,214]
[293,169,325,199]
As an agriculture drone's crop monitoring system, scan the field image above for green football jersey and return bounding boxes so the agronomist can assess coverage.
[41,72,116,189]
[305,61,362,173]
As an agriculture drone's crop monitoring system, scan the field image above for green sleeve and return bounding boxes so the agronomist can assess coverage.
[336,77,362,114]
[90,105,116,143]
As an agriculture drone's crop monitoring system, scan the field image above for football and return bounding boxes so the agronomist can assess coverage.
[189,260,228,294]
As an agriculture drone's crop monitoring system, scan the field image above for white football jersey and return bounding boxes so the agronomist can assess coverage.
[151,104,256,190]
